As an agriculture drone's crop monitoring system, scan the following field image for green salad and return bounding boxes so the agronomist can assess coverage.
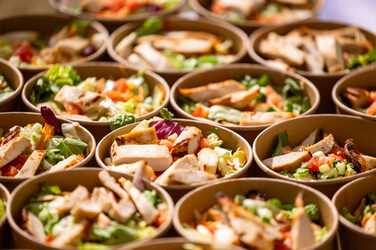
[0,198,5,219]
[0,73,14,102]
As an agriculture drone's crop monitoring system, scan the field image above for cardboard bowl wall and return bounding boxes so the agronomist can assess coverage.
[22,62,170,141]
[0,58,23,112]
[0,112,95,190]
[0,14,109,79]
[253,114,376,197]
[173,177,338,250]
[107,16,248,84]
[0,183,10,249]
[332,65,376,122]
[188,0,324,35]
[248,21,376,113]
[332,175,376,250]
[170,63,320,144]
[96,118,253,201]
[48,0,187,32]
[6,168,174,249]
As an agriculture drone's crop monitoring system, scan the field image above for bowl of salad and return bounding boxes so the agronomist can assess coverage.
[0,110,95,190]
[0,58,23,112]
[96,110,252,200]
[332,65,376,122]
[0,183,10,248]
[188,0,324,34]
[249,21,376,113]
[333,175,376,249]
[22,62,170,140]
[254,114,376,197]
[0,14,108,78]
[49,0,186,31]
[173,177,338,250]
[6,168,174,249]
[107,16,248,84]
[170,63,320,143]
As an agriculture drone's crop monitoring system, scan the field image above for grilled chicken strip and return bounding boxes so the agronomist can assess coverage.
[272,0,309,5]
[179,80,246,102]
[263,151,311,172]
[153,36,214,55]
[198,147,219,174]
[109,161,156,181]
[55,36,90,57]
[304,38,325,73]
[16,150,46,178]
[52,220,88,247]
[71,200,102,220]
[171,126,202,154]
[240,111,298,126]
[108,196,136,223]
[293,128,319,151]
[344,139,368,172]
[209,87,260,109]
[134,42,174,70]
[24,211,46,241]
[49,154,84,172]
[342,87,370,108]
[98,170,131,199]
[364,212,376,234]
[0,136,30,168]
[315,35,344,73]
[168,169,217,184]
[304,133,335,155]
[115,127,158,145]
[50,185,89,216]
[213,0,265,17]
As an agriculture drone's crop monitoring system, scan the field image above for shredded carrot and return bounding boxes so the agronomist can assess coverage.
[114,78,128,93]
[158,139,174,150]
[64,103,81,115]
[37,124,55,150]
[96,78,105,91]
[105,91,123,102]
[192,104,209,118]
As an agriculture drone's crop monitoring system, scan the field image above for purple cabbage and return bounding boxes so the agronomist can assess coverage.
[82,45,96,57]
[149,120,184,140]
[40,106,62,135]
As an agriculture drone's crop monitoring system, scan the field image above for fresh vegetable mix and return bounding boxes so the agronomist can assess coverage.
[341,87,376,116]
[104,109,247,185]
[21,170,168,248]
[0,73,14,102]
[210,0,316,24]
[0,108,88,177]
[341,192,376,234]
[186,191,328,249]
[30,64,165,123]
[263,129,376,180]
[78,0,180,18]
[258,26,375,73]
[115,17,236,71]
[0,19,104,68]
[178,75,310,126]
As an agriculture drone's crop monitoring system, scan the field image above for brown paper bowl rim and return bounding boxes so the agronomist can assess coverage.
[49,0,187,23]
[332,64,376,121]
[170,63,320,131]
[21,61,170,126]
[188,0,324,29]
[332,175,376,240]
[0,14,109,73]
[248,19,376,78]
[0,112,96,183]
[107,15,248,75]
[0,183,10,230]
[0,58,24,107]
[96,118,253,191]
[6,167,174,250]
[253,114,376,185]
[173,177,339,250]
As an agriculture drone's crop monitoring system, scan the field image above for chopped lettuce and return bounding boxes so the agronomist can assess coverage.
[61,122,80,139]
[109,113,137,131]
[56,138,88,158]
[142,189,162,206]
[208,105,242,124]
[136,17,163,37]
[207,133,223,148]
[178,96,197,114]
[160,108,174,121]
[272,130,289,156]
[45,148,66,165]
[315,226,328,243]
[305,203,320,221]
[347,48,376,69]
[88,222,138,245]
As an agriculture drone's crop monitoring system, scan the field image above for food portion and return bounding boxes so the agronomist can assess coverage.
[0,73,14,102]
[186,191,328,249]
[104,109,247,185]
[21,170,168,248]
[0,19,104,68]
[210,0,316,24]
[181,243,231,250]
[178,75,310,126]
[0,107,88,177]
[258,26,376,73]
[263,129,376,180]
[0,197,5,220]
[30,64,165,123]
[341,192,376,234]
[78,0,181,18]
[115,18,236,71]
[341,87,376,116]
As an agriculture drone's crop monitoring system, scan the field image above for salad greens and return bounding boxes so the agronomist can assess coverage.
[0,198,5,219]
[0,73,14,102]
[109,113,138,131]
[347,48,376,69]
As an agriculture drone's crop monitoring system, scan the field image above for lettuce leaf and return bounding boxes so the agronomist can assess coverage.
[109,114,137,131]
[56,138,87,158]
[88,223,138,245]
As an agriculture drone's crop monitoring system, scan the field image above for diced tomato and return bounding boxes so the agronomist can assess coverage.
[104,91,123,102]
[306,155,320,172]
[211,4,226,14]
[1,153,29,176]
[192,104,209,118]
[45,234,54,243]
[158,139,174,150]
[64,103,81,115]
[199,138,210,149]
[114,78,128,93]
[331,146,344,156]
[275,241,291,250]
[13,41,34,63]
[367,102,376,115]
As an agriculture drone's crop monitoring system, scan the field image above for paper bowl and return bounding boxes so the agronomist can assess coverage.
[173,177,338,250]
[6,168,174,249]
[0,112,95,191]
[0,183,10,249]
[107,16,248,84]
[22,62,170,141]
[188,0,324,34]
[0,58,23,112]
[96,118,253,201]
[253,114,376,197]
[332,65,376,122]
[248,21,376,113]
[48,0,186,32]
[332,175,376,249]
[170,63,320,144]
[0,14,108,79]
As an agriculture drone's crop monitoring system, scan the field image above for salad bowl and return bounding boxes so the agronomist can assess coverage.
[0,58,23,112]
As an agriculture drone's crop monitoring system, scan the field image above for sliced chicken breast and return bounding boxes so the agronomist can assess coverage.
[171,126,202,154]
[49,154,84,173]
[293,128,320,151]
[115,127,158,145]
[153,37,213,55]
[0,136,30,168]
[304,38,325,74]
[133,42,174,70]
[52,220,88,247]
[25,211,46,241]
[16,150,46,178]
[98,170,130,199]
[108,197,137,223]
[55,36,89,57]
[214,0,265,16]
[209,87,260,109]
[168,169,217,184]
[198,148,219,174]
[109,161,156,181]
[71,200,102,220]
[263,151,311,172]
[315,35,344,73]
[240,112,298,126]
[304,133,335,154]
[364,212,376,234]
